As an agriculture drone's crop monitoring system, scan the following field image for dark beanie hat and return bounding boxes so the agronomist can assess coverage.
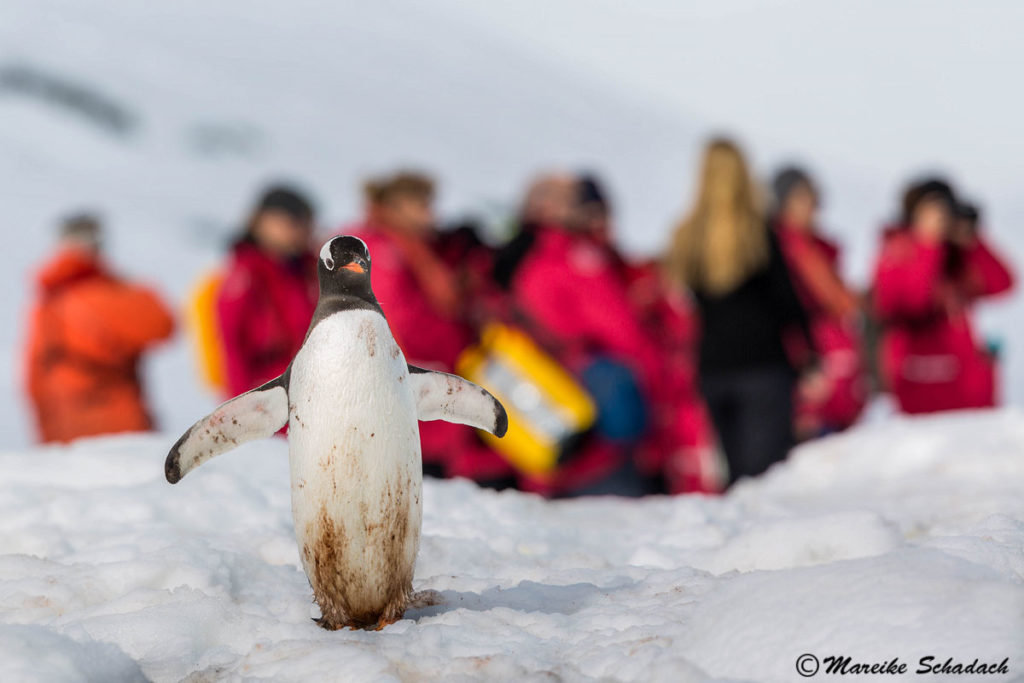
[60,213,102,248]
[957,201,980,224]
[772,166,816,208]
[577,174,609,207]
[257,185,315,222]
[902,178,956,224]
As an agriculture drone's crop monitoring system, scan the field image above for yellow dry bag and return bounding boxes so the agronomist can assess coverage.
[456,322,596,477]
[185,271,228,393]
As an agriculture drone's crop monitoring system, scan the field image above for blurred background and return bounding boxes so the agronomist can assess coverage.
[3,0,1022,455]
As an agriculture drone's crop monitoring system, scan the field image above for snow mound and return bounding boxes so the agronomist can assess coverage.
[1,411,1022,681]
[0,624,145,682]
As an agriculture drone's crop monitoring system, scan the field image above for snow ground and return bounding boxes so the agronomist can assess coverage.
[0,410,1021,682]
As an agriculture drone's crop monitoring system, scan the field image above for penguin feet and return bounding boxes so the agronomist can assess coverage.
[312,615,345,631]
[311,603,360,631]
[312,615,375,631]
[310,588,411,631]
[312,609,399,631]
[368,592,411,630]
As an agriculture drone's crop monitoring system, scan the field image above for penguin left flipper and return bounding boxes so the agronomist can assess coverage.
[407,366,508,438]
[165,375,289,484]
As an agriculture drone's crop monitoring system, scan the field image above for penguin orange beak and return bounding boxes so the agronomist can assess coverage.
[342,262,365,274]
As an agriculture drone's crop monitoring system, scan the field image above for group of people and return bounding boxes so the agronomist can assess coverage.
[24,137,1015,496]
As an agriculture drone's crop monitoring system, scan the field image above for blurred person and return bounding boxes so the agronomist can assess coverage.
[344,171,515,489]
[771,167,867,438]
[665,139,816,487]
[25,214,174,442]
[491,173,667,497]
[433,219,497,327]
[571,175,614,245]
[353,172,463,366]
[873,180,1014,414]
[492,173,578,290]
[621,259,721,495]
[216,186,318,398]
[953,201,982,247]
[572,173,720,494]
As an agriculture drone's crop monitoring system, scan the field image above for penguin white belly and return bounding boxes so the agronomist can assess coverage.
[286,310,422,628]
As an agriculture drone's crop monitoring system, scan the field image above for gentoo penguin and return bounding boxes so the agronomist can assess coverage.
[165,235,507,630]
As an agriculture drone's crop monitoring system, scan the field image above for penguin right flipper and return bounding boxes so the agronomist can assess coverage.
[164,376,289,484]
[407,365,508,438]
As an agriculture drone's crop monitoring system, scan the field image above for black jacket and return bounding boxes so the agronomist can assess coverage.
[692,230,814,375]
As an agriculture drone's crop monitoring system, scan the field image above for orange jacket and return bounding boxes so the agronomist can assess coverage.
[25,248,175,442]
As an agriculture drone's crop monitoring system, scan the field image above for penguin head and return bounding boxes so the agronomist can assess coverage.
[318,236,372,295]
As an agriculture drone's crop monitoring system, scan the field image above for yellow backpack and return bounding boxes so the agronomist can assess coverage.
[456,322,596,478]
[185,271,228,394]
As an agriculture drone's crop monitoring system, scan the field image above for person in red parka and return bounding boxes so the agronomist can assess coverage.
[25,214,174,442]
[216,186,319,398]
[619,258,721,493]
[342,171,516,488]
[493,173,667,497]
[571,174,719,494]
[771,167,867,437]
[873,179,1014,414]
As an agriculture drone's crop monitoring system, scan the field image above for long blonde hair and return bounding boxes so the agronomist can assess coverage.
[666,138,768,295]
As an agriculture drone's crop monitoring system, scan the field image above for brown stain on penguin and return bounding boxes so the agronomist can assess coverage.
[357,319,378,357]
[304,480,415,630]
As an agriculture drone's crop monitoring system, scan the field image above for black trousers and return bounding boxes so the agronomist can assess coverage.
[700,365,796,487]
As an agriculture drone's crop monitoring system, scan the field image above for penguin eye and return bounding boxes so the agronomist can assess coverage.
[325,256,335,270]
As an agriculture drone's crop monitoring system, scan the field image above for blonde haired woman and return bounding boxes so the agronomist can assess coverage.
[666,138,815,486]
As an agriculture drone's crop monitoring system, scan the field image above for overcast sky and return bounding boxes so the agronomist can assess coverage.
[447,0,1024,201]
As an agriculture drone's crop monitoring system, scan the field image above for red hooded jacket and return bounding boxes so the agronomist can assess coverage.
[216,242,318,398]
[507,226,667,494]
[873,229,1014,414]
[621,261,719,494]
[25,248,174,442]
[776,223,866,432]
[344,223,513,483]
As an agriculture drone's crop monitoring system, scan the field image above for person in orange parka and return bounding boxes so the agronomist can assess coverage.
[873,179,1015,414]
[25,214,174,443]
[771,167,867,438]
